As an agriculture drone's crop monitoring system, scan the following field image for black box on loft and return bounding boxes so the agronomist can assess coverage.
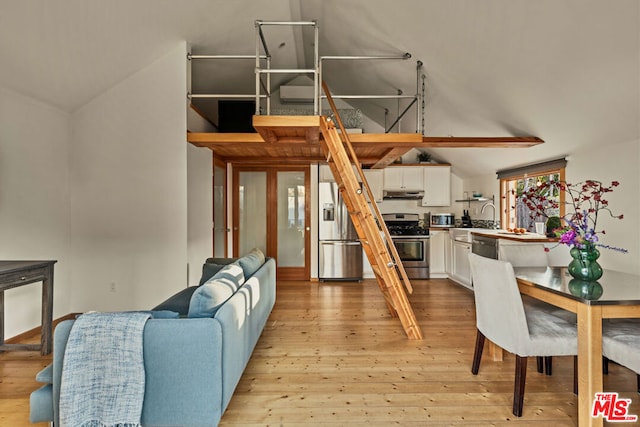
[218,100,256,133]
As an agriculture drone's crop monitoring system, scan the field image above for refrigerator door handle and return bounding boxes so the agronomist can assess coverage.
[337,191,342,234]
[324,241,361,246]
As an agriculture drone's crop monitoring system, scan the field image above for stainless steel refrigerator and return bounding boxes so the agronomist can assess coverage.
[318,182,363,280]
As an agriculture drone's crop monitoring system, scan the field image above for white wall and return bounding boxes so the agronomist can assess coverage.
[565,139,640,275]
[69,42,190,312]
[460,173,501,221]
[187,144,213,285]
[0,87,72,338]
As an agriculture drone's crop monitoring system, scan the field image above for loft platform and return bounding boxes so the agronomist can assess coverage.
[187,114,543,166]
[187,114,424,166]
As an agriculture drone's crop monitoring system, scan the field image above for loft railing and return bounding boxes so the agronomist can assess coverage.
[187,20,425,134]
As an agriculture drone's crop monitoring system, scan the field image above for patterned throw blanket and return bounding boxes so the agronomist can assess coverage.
[59,312,151,427]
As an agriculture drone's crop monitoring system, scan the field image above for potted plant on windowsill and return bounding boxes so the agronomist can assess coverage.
[416,151,431,164]
[545,216,562,238]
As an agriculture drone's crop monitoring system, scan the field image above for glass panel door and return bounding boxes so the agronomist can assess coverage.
[233,166,310,280]
[237,171,267,256]
[277,171,306,268]
[213,164,226,257]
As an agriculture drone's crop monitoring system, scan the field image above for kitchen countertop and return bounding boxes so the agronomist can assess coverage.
[471,229,558,243]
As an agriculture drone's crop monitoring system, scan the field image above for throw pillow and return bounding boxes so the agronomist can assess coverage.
[236,247,266,278]
[188,263,245,318]
[209,262,245,290]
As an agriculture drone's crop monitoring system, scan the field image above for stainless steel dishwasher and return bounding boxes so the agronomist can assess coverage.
[471,235,499,259]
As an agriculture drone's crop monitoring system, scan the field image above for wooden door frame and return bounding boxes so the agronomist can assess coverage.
[232,165,311,280]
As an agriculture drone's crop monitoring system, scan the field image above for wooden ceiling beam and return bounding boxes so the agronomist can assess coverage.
[187,132,264,146]
[421,136,544,148]
[225,155,326,165]
[370,147,413,169]
[346,133,423,145]
[189,132,543,148]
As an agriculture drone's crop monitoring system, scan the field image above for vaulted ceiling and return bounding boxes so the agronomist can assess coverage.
[1,0,637,177]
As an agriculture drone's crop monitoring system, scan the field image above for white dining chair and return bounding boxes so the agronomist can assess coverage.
[498,243,577,375]
[602,319,640,393]
[468,253,578,416]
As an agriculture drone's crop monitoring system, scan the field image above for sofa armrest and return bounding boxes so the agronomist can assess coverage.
[30,384,54,423]
[141,318,224,426]
[42,318,225,427]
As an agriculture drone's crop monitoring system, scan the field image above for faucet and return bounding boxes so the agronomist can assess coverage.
[481,202,499,229]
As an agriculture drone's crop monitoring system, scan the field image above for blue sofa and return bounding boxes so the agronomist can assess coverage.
[30,249,276,426]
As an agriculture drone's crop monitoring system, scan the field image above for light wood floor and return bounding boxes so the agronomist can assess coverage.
[2,278,639,426]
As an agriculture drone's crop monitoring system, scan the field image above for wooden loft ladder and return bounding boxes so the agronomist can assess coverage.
[318,82,423,340]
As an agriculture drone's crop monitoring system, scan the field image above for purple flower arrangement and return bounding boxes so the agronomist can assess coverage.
[520,180,627,253]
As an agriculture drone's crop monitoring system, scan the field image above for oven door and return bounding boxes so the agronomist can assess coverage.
[391,237,430,279]
[390,238,429,267]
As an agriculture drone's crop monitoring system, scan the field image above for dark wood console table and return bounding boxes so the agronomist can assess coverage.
[0,261,56,355]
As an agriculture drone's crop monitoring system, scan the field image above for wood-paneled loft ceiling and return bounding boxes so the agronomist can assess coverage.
[187,115,544,168]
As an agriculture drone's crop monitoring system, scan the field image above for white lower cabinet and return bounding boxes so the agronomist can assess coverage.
[445,231,453,276]
[362,249,375,279]
[429,230,448,278]
[450,240,472,289]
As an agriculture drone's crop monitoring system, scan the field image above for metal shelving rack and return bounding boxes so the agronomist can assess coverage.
[455,195,495,209]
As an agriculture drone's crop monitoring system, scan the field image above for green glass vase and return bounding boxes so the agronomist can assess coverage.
[568,246,603,281]
[568,279,603,300]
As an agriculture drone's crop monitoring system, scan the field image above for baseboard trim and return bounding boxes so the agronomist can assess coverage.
[5,313,80,344]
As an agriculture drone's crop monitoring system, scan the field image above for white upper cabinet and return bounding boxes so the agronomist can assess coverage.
[319,164,361,183]
[383,167,423,191]
[362,169,384,203]
[422,165,451,206]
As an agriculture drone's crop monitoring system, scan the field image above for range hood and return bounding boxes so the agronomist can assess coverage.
[383,190,425,200]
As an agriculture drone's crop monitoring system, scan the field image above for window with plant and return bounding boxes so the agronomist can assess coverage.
[501,170,564,233]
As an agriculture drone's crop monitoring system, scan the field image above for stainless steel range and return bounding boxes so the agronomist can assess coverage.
[383,213,430,279]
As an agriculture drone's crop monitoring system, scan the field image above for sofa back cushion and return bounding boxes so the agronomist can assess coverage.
[198,263,226,286]
[152,286,199,316]
[188,264,245,318]
[236,248,266,278]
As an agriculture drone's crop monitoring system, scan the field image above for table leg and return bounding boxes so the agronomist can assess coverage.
[0,290,4,346]
[41,265,54,355]
[487,340,504,361]
[577,303,603,427]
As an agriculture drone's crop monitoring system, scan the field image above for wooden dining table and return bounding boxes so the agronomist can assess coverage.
[511,267,640,427]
